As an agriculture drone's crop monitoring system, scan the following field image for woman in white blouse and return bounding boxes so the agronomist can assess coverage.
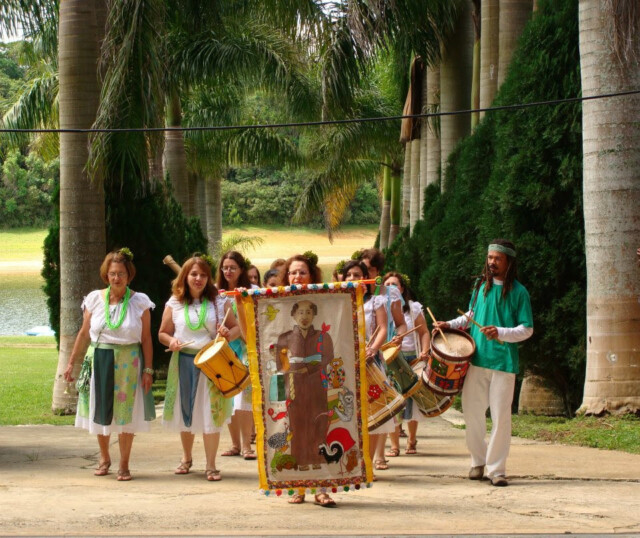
[158,255,241,481]
[64,249,155,481]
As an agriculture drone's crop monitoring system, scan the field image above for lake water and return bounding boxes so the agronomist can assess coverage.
[0,274,51,336]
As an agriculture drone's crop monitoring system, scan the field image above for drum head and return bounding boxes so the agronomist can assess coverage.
[194,339,224,365]
[432,329,475,361]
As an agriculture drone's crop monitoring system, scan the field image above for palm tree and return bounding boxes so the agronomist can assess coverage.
[578,0,640,414]
[497,0,533,86]
[424,62,440,189]
[480,0,499,117]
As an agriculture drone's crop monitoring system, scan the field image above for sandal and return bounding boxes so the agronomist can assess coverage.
[205,469,222,482]
[94,460,111,476]
[374,460,389,471]
[243,449,257,460]
[289,493,305,504]
[117,469,132,481]
[399,427,407,438]
[314,493,336,507]
[406,440,417,455]
[385,448,400,458]
[221,446,241,457]
[175,459,193,475]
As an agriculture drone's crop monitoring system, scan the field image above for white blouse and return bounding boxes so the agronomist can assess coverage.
[82,289,155,345]
[363,294,387,340]
[166,295,225,349]
[401,300,424,353]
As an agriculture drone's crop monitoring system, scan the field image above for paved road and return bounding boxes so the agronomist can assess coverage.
[1,409,639,536]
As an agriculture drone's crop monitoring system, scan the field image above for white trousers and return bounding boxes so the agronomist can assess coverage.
[461,364,515,479]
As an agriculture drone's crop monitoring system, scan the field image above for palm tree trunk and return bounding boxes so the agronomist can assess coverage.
[188,172,197,218]
[164,91,189,211]
[409,138,421,233]
[204,175,223,253]
[419,67,429,211]
[498,0,533,86]
[402,142,411,227]
[389,166,402,244]
[426,63,441,190]
[379,166,391,249]
[53,0,106,413]
[471,0,481,129]
[196,173,207,238]
[440,0,474,188]
[480,0,500,117]
[578,0,640,415]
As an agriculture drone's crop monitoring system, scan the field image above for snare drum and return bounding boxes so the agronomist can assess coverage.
[383,347,420,399]
[194,337,250,398]
[423,328,475,396]
[365,361,405,432]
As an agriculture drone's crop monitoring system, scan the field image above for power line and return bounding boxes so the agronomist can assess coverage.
[1,89,638,134]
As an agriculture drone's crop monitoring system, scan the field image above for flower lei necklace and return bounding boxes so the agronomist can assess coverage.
[184,298,208,331]
[105,286,131,330]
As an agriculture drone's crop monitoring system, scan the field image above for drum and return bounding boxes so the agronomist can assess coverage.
[194,337,250,398]
[382,345,420,399]
[365,361,405,431]
[410,360,454,418]
[423,328,475,396]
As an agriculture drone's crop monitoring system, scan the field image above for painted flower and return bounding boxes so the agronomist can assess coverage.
[117,391,127,402]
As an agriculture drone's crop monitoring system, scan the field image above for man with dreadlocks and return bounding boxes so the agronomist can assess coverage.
[434,239,533,487]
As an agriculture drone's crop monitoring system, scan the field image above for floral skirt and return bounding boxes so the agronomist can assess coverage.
[75,343,156,435]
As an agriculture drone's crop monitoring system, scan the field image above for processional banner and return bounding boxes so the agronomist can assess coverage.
[237,283,374,496]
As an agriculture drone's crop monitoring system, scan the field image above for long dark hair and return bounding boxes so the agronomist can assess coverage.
[216,250,251,291]
[475,238,518,299]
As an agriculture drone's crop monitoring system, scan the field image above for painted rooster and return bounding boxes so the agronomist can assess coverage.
[318,427,356,464]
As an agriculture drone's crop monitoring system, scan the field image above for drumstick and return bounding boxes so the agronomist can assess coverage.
[393,324,423,341]
[165,340,195,352]
[456,309,504,345]
[367,325,380,347]
[426,307,451,349]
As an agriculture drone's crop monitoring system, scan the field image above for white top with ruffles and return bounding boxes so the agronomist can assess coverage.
[82,289,155,344]
[363,294,387,340]
[166,295,225,350]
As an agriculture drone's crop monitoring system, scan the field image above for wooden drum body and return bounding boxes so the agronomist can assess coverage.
[365,361,405,432]
[194,337,250,398]
[423,328,475,396]
[382,345,420,399]
[410,360,453,418]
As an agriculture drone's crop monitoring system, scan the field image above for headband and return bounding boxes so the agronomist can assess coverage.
[488,244,516,258]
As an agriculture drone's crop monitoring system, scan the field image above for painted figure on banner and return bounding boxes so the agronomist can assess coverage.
[274,300,334,471]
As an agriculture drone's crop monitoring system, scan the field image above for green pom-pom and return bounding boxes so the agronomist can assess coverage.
[302,250,318,267]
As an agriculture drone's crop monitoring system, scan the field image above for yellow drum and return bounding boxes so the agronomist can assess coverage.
[194,337,250,398]
[365,361,405,432]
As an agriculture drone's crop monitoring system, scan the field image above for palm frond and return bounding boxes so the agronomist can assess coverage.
[0,0,57,39]
[228,128,302,169]
[213,232,265,259]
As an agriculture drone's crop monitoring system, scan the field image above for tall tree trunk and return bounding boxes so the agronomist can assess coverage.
[164,92,189,211]
[498,0,533,86]
[440,0,474,188]
[425,63,441,190]
[419,67,429,211]
[204,175,223,253]
[389,166,402,244]
[402,142,411,227]
[188,172,197,218]
[409,138,421,233]
[578,0,640,415]
[471,0,481,129]
[53,0,106,413]
[379,166,391,249]
[196,173,207,239]
[480,0,500,117]
[148,141,164,184]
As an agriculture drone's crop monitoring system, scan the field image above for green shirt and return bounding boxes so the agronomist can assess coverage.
[468,280,533,374]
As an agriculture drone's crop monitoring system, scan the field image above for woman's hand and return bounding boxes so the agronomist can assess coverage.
[365,345,377,360]
[389,334,403,347]
[217,324,230,340]
[168,337,182,352]
[141,371,153,393]
[63,360,75,382]
[418,348,430,361]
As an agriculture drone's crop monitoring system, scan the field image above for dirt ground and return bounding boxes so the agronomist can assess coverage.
[1,408,639,536]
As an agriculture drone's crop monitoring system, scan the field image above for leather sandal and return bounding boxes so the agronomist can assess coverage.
[174,459,193,475]
[221,446,241,457]
[406,440,417,454]
[374,459,389,470]
[288,493,305,504]
[206,469,221,481]
[94,460,111,476]
[385,448,400,457]
[314,493,336,507]
[117,469,132,481]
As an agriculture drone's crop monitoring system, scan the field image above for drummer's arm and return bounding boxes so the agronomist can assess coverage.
[390,300,408,336]
[158,306,181,351]
[63,309,92,382]
[366,307,388,359]
[219,303,242,341]
[415,313,431,360]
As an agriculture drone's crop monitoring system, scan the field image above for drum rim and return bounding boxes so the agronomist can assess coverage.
[430,327,476,362]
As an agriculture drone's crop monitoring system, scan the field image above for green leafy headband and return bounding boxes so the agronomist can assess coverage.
[118,247,133,261]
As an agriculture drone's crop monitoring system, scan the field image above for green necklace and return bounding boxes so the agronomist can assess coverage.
[184,298,208,331]
[105,286,131,330]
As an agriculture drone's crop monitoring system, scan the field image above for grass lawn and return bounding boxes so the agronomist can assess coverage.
[0,228,48,261]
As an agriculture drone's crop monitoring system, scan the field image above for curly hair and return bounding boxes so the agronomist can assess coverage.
[280,253,323,285]
[172,257,218,304]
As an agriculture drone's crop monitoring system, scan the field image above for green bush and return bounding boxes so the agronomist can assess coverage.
[386,0,585,413]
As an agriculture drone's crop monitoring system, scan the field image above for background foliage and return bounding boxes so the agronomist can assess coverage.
[386,0,585,413]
